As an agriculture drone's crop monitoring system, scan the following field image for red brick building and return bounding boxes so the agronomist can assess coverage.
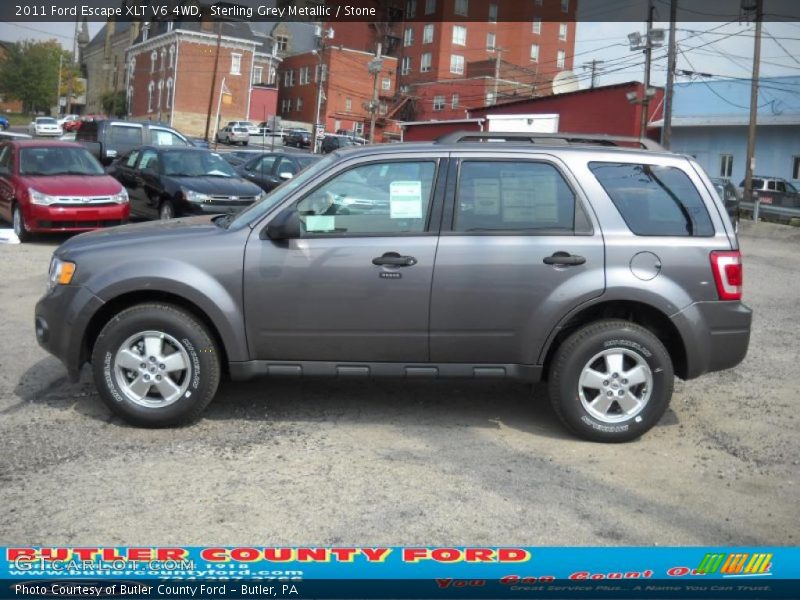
[127,21,280,137]
[277,46,397,136]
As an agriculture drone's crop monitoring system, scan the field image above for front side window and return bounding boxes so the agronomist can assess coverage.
[589,162,714,236]
[295,160,437,236]
[125,150,140,167]
[152,129,188,147]
[455,161,577,232]
[137,149,160,173]
[161,150,236,178]
[110,125,144,148]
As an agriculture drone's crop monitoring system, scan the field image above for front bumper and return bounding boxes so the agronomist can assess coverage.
[35,285,105,381]
[26,203,129,232]
[670,301,753,380]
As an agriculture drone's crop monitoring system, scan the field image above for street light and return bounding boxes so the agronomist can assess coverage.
[628,2,664,137]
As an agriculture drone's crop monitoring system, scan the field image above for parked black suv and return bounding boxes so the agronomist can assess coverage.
[77,119,192,165]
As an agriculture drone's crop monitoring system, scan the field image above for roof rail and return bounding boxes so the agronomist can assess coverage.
[434,131,666,151]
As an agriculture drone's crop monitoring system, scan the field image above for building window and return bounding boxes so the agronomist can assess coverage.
[454,0,468,16]
[276,36,289,52]
[450,54,464,74]
[561,0,569,11]
[147,81,154,112]
[296,97,303,111]
[160,49,166,71]
[157,79,163,110]
[433,95,445,111]
[150,51,157,73]
[400,84,409,94]
[452,25,467,46]
[423,24,434,44]
[533,18,542,35]
[284,70,294,87]
[557,50,566,69]
[535,0,543,5]
[487,32,496,51]
[401,56,412,75]
[794,157,800,180]
[253,66,263,84]
[406,0,416,18]
[404,27,414,47]
[345,97,352,112]
[382,77,391,91]
[166,78,173,108]
[530,44,540,62]
[451,93,459,108]
[268,66,277,85]
[489,2,498,22]
[425,0,436,14]
[231,53,242,75]
[720,154,734,178]
[421,52,432,72]
[485,91,495,106]
[559,23,568,41]
[168,46,175,68]
[300,66,310,84]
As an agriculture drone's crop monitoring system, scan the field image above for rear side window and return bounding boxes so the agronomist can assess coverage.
[589,162,714,237]
[454,161,579,232]
[109,125,143,148]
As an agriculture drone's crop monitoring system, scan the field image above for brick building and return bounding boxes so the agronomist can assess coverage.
[83,20,142,115]
[126,20,282,137]
[277,46,397,136]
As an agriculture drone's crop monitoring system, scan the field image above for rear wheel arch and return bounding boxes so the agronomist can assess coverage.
[82,291,230,377]
[541,300,688,381]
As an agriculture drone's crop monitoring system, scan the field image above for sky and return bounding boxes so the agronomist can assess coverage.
[2,17,799,91]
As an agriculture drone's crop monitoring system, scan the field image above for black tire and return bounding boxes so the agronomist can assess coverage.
[548,319,673,443]
[91,303,221,427]
[12,203,31,242]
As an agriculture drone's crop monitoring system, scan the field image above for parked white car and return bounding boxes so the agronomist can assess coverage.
[28,117,63,137]
[226,120,259,135]
[216,125,250,146]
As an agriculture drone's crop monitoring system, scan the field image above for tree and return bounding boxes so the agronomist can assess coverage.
[0,40,83,114]
[101,90,127,117]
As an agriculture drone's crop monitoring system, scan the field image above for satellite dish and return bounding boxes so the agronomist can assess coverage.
[552,71,580,95]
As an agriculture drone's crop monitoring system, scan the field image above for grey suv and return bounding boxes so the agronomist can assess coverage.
[34,133,751,442]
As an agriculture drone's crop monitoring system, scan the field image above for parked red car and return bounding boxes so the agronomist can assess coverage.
[0,140,129,241]
[64,114,107,133]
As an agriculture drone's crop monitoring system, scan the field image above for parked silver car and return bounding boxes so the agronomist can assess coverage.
[35,133,750,442]
[216,125,249,146]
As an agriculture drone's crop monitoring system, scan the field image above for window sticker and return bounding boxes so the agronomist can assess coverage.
[389,181,423,219]
[305,215,335,232]
[472,178,500,215]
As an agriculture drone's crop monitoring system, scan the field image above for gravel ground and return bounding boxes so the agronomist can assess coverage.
[0,220,798,546]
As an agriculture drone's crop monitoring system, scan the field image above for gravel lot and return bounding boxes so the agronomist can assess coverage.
[0,220,798,546]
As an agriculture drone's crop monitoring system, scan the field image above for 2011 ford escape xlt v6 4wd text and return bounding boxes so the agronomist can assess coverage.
[34,133,752,442]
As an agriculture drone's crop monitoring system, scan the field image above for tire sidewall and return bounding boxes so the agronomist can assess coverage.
[554,325,673,442]
[93,308,217,426]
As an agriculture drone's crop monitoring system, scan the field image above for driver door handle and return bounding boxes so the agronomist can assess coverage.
[543,252,586,266]
[372,252,417,267]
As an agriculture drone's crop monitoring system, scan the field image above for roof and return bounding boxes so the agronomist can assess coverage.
[470,81,652,112]
[651,76,800,127]
[401,118,485,127]
[84,20,133,54]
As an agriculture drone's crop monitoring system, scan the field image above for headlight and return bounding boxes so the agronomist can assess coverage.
[184,189,211,203]
[112,189,129,204]
[29,188,57,206]
[48,257,76,291]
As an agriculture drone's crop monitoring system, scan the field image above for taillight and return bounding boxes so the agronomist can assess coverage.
[710,250,743,301]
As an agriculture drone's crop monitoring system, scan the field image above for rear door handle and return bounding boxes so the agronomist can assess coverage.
[543,252,586,266]
[372,252,417,267]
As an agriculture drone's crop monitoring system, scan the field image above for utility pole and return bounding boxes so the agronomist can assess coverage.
[661,0,678,149]
[492,47,504,105]
[640,0,655,138]
[743,0,763,206]
[582,59,604,88]
[56,53,63,116]
[312,26,333,153]
[205,22,224,142]
[368,42,383,144]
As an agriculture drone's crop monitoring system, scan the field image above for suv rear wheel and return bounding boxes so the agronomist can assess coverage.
[548,319,673,442]
[91,303,221,427]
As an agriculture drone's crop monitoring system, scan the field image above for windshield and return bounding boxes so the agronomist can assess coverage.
[19,146,105,176]
[162,150,238,178]
[228,153,338,229]
[37,118,57,125]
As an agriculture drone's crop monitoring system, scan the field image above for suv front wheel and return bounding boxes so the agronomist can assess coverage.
[548,320,673,442]
[92,303,221,427]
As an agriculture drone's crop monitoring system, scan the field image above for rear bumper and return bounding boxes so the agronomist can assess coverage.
[26,203,130,232]
[35,285,105,381]
[670,301,752,380]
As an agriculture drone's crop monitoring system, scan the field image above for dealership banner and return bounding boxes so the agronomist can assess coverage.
[2,547,799,599]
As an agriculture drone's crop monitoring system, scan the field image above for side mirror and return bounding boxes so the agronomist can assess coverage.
[264,207,301,241]
[279,172,293,181]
